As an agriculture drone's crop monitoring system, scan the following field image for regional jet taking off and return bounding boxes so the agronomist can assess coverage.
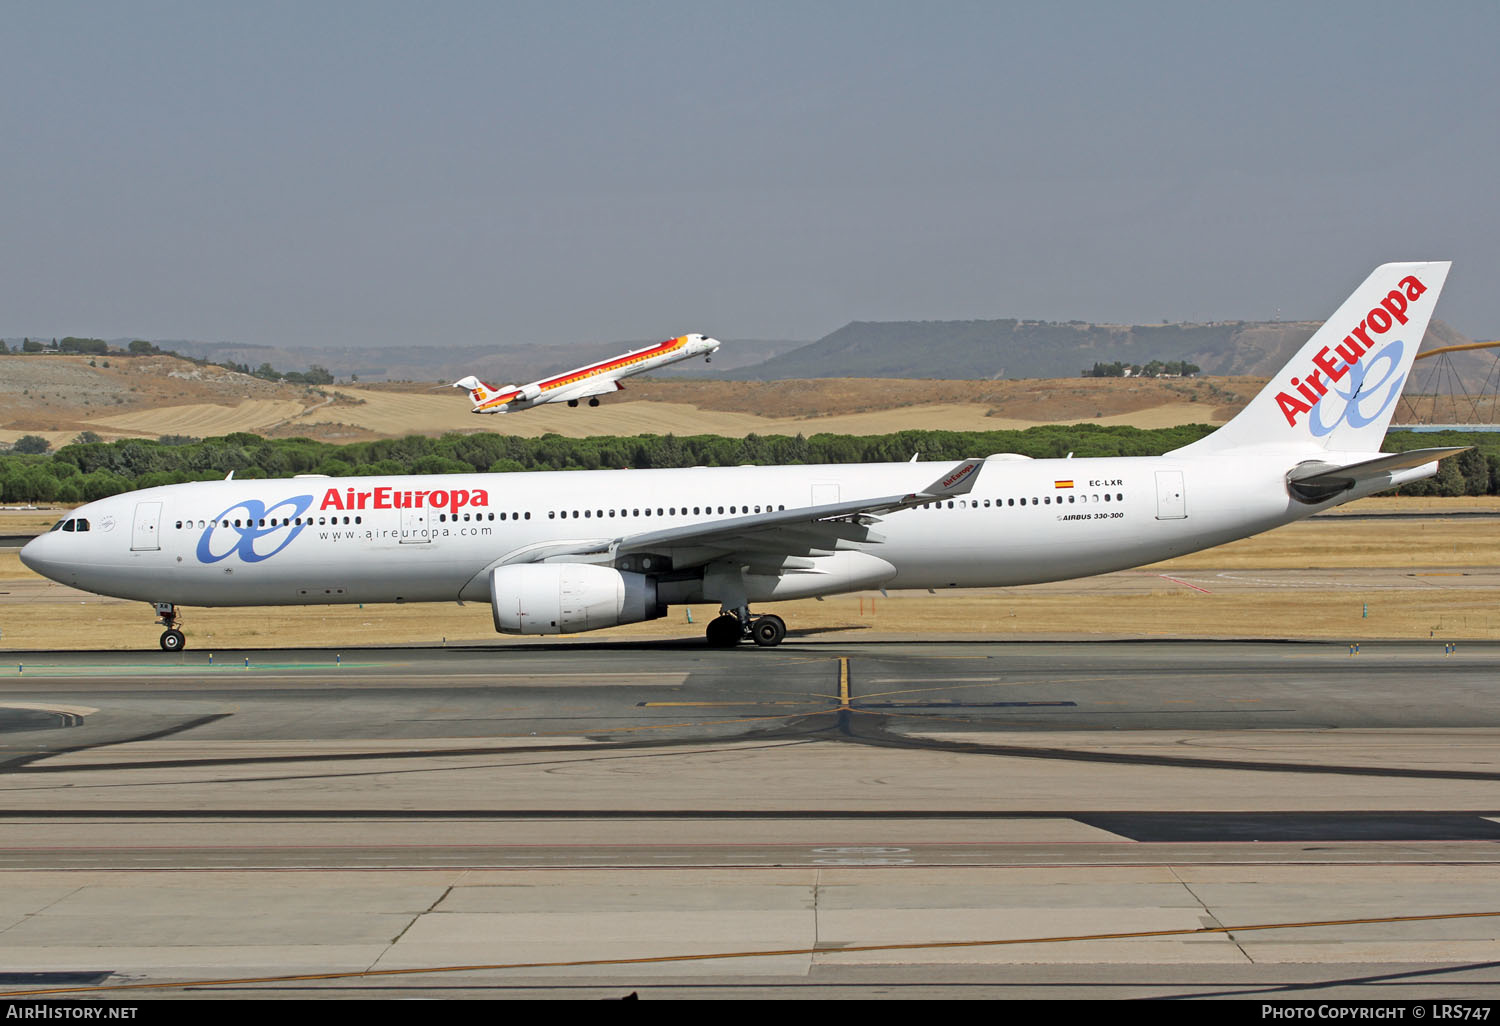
[453,333,720,413]
[23,264,1468,651]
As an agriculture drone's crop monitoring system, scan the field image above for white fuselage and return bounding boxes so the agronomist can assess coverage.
[18,450,1399,610]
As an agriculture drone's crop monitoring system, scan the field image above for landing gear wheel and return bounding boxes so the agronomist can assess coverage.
[705,614,741,647]
[567,399,579,407]
[160,629,185,652]
[751,615,786,648]
[588,397,600,407]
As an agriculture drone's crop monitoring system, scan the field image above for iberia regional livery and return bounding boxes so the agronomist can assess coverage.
[22,264,1467,651]
[454,333,720,413]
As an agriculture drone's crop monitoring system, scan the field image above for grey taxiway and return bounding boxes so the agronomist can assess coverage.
[2,639,1499,1000]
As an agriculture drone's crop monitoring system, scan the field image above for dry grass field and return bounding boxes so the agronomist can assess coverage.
[1,355,1257,445]
[4,499,1498,651]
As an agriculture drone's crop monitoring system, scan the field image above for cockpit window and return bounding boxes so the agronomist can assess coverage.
[50,520,66,532]
[75,518,89,531]
[62,520,75,532]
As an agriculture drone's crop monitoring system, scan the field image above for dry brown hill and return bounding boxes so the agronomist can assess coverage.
[0,353,1482,448]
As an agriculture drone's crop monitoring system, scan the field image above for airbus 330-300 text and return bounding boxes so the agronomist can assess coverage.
[22,264,1466,650]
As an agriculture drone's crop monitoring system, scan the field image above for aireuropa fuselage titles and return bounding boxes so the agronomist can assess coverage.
[23,454,1383,609]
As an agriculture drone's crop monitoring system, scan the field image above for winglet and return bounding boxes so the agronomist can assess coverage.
[905,457,984,504]
[928,457,983,495]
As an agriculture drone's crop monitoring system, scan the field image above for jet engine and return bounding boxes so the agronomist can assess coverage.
[489,563,664,635]
[516,383,543,401]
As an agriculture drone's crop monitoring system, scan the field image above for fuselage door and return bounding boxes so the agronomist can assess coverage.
[131,501,163,551]
[1154,470,1187,520]
[401,506,433,544]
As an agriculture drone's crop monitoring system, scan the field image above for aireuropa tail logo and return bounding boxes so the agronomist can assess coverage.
[1307,339,1405,438]
[1276,274,1427,432]
[196,495,314,564]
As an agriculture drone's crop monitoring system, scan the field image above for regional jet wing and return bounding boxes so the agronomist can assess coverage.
[499,457,985,567]
[1287,447,1471,503]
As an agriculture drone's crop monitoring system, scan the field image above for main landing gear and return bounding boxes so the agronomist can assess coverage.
[153,602,185,652]
[705,609,787,648]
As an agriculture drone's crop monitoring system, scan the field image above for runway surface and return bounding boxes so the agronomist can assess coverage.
[2,640,1500,1000]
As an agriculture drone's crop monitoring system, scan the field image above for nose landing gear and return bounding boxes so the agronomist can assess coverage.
[153,602,186,652]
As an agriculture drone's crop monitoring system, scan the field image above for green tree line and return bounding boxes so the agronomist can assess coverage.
[2,425,1498,504]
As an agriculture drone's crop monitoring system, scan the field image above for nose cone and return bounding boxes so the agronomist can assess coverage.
[700,335,722,353]
[18,533,61,581]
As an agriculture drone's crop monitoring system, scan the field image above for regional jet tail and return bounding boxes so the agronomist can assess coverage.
[454,333,720,413]
[21,262,1474,653]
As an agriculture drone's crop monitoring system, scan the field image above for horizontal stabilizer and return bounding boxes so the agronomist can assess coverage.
[1287,446,1470,503]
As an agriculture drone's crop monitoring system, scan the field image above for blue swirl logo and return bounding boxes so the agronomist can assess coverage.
[1308,339,1407,438]
[196,495,315,564]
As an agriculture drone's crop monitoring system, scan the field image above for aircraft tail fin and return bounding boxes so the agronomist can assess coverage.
[1171,262,1451,456]
[452,375,507,413]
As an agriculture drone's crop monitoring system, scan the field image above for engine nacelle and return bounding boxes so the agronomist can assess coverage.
[516,383,543,401]
[489,564,664,635]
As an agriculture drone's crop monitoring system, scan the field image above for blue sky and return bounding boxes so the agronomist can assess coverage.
[4,1,1497,348]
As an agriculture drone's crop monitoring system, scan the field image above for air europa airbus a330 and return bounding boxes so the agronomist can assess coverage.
[22,263,1468,651]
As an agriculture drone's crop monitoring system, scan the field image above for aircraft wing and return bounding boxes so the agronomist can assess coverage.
[499,457,985,568]
[550,377,625,402]
[1287,447,1470,502]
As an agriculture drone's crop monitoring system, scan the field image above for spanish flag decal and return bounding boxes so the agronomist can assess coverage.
[1054,480,1074,489]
